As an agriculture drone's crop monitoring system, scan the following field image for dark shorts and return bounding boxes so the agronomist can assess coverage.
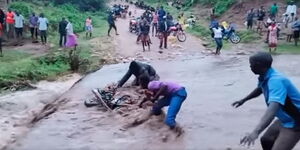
[40,30,47,37]
[15,27,23,34]
[247,20,253,26]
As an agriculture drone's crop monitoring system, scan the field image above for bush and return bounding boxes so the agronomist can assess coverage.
[238,30,261,43]
[9,2,100,32]
[53,0,108,11]
[9,2,33,18]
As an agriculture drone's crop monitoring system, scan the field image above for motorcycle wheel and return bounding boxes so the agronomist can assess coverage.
[177,31,186,42]
[230,33,241,44]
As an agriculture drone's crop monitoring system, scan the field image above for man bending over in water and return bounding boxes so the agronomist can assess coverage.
[128,75,187,136]
[117,61,159,88]
[232,52,300,150]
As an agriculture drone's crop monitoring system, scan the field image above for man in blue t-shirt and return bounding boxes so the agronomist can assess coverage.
[232,52,300,150]
[158,6,166,22]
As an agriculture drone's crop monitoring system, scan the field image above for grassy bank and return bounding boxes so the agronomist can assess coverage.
[0,1,109,92]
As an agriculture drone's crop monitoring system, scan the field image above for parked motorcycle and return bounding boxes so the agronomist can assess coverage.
[169,23,186,42]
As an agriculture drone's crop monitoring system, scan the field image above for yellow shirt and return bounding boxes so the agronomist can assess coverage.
[222,21,228,29]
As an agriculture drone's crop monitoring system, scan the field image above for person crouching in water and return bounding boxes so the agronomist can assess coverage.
[134,75,187,136]
[116,61,159,88]
[140,19,151,51]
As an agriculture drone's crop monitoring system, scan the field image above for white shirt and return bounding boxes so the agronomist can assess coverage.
[38,17,49,30]
[286,5,297,16]
[66,22,73,35]
[15,15,24,28]
[213,28,223,38]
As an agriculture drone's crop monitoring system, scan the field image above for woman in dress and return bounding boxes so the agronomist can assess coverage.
[65,19,78,50]
[268,21,278,52]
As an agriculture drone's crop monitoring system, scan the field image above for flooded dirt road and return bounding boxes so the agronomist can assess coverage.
[0,74,81,150]
[4,2,300,150]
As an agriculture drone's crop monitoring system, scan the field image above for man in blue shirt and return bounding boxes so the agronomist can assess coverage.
[232,52,300,150]
[107,12,119,36]
[158,6,166,22]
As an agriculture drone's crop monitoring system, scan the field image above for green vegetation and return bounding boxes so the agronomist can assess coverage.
[0,1,109,92]
[238,30,261,43]
[0,51,69,90]
[184,0,236,16]
[10,1,106,32]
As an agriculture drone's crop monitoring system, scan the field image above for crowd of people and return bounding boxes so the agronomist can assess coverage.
[0,7,96,56]
[245,2,300,52]
[109,3,194,52]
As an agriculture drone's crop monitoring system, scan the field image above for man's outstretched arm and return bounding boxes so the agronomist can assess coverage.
[240,102,280,146]
[232,87,262,108]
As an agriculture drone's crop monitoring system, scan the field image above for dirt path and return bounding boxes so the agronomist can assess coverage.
[111,2,208,62]
[3,2,300,150]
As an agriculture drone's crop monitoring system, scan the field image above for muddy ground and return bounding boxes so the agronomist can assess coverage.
[2,2,300,150]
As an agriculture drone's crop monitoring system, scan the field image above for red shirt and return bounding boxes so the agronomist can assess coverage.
[6,12,15,24]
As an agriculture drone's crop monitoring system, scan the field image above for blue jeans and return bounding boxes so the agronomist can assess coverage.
[152,88,187,128]
[215,38,223,50]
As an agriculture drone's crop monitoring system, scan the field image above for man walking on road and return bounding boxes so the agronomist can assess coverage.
[58,17,68,47]
[107,12,119,36]
[232,52,300,150]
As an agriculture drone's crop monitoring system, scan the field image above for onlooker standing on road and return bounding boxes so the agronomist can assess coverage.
[152,12,158,37]
[246,8,255,30]
[65,19,78,50]
[158,16,169,49]
[6,9,15,39]
[268,21,279,52]
[292,17,300,46]
[14,12,24,40]
[158,6,166,21]
[29,13,39,42]
[257,6,266,34]
[212,24,223,55]
[85,16,93,38]
[38,13,49,45]
[270,3,278,19]
[58,17,68,47]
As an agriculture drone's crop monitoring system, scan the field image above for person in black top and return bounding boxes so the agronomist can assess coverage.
[107,12,119,36]
[58,17,68,47]
[158,16,169,49]
[0,9,5,28]
[140,19,151,51]
[117,61,159,88]
[257,6,266,35]
[246,8,255,30]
